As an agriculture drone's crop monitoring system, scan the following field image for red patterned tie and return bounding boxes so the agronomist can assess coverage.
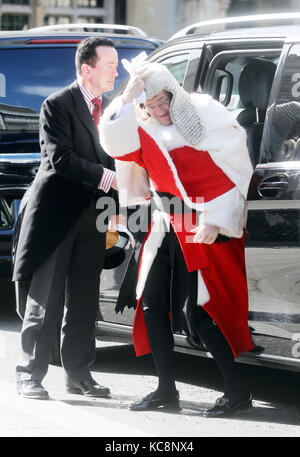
[92,97,103,131]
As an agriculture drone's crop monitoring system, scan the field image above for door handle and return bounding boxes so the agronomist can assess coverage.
[259,181,288,191]
[258,174,288,197]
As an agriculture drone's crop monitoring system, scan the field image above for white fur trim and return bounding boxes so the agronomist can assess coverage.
[191,94,252,198]
[140,120,205,211]
[135,210,211,304]
[101,93,252,234]
[197,125,252,199]
[155,123,188,151]
[143,94,252,201]
[100,96,141,157]
[190,93,239,132]
[115,160,150,207]
[198,187,247,238]
[197,270,210,306]
[136,210,169,299]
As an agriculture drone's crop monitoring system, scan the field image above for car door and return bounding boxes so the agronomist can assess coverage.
[202,39,300,367]
[245,41,300,366]
[203,39,300,366]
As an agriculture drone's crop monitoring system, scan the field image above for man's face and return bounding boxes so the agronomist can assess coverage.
[145,90,172,125]
[88,46,118,94]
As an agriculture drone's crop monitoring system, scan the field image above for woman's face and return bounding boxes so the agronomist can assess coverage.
[144,90,172,125]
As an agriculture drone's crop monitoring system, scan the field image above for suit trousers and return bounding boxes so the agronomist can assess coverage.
[16,201,106,383]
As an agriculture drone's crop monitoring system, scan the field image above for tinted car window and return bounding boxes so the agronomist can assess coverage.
[158,53,189,86]
[223,56,278,117]
[0,48,75,133]
[269,44,300,162]
[0,48,76,115]
[0,46,153,131]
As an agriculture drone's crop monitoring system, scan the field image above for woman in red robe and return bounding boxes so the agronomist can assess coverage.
[100,62,254,417]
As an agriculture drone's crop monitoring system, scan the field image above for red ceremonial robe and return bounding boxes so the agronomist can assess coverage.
[99,92,254,358]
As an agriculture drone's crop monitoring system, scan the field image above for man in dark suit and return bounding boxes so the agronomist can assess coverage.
[14,37,121,400]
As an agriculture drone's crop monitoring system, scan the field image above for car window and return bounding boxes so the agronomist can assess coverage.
[158,53,189,86]
[212,56,278,118]
[203,49,279,167]
[0,46,154,132]
[221,60,244,116]
[268,44,300,162]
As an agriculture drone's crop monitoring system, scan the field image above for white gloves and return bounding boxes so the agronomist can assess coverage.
[121,66,153,105]
[121,51,154,105]
[121,69,146,105]
[115,223,135,249]
[191,223,220,245]
[121,51,148,75]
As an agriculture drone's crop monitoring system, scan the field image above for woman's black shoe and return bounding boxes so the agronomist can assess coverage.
[204,393,253,417]
[130,390,180,412]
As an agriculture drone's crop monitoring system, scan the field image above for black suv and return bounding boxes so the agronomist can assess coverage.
[0,24,162,278]
[96,14,300,373]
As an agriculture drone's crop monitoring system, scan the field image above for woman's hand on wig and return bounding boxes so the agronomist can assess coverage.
[122,67,153,105]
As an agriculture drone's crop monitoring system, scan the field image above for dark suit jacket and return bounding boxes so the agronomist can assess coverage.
[13,80,118,281]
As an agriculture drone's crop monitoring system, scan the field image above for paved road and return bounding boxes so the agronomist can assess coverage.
[1,281,300,439]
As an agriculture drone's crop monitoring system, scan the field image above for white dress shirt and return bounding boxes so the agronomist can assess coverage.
[78,81,115,193]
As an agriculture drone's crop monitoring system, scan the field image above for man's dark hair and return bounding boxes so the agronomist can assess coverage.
[75,37,115,76]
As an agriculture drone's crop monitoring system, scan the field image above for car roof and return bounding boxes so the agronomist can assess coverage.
[29,23,148,36]
[167,13,300,45]
[0,30,163,48]
[162,25,300,51]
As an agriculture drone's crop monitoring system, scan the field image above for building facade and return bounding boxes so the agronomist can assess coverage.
[0,0,300,38]
[126,0,300,40]
[0,0,115,30]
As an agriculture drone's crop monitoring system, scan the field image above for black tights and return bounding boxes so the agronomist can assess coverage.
[143,304,177,396]
[196,307,248,400]
[143,302,249,400]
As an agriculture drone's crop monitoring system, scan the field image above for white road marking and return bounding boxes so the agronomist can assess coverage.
[0,379,151,437]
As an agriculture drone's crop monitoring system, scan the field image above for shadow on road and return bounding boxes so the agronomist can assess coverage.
[2,286,300,428]
[93,343,300,425]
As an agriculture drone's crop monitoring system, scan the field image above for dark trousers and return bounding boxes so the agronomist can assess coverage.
[16,202,106,383]
[141,229,248,400]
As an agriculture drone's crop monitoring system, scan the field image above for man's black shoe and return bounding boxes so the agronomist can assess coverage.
[204,393,253,418]
[130,390,180,412]
[17,380,49,400]
[66,378,110,398]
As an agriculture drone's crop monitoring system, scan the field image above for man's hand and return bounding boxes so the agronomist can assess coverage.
[191,223,220,244]
[108,214,127,232]
[111,175,118,191]
[108,215,135,249]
